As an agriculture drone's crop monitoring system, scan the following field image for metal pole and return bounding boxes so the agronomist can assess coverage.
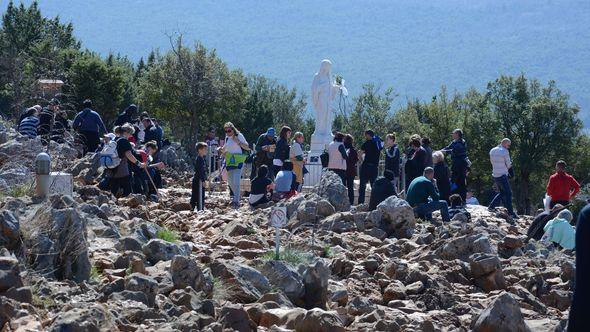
[274,226,280,260]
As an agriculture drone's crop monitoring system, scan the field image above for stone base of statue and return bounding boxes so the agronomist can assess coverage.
[304,132,332,187]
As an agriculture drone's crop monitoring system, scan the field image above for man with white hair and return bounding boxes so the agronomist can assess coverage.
[488,138,517,218]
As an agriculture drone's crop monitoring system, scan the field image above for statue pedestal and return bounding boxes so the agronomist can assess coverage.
[304,132,332,187]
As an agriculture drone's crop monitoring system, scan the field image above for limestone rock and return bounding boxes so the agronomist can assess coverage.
[472,292,532,332]
[49,304,118,332]
[315,171,350,212]
[470,253,506,292]
[302,260,330,309]
[294,308,345,332]
[218,303,256,332]
[375,196,416,238]
[261,260,305,305]
[142,239,187,264]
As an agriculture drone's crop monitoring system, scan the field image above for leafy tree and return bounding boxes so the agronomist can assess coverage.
[487,75,583,213]
[64,52,126,123]
[0,0,79,116]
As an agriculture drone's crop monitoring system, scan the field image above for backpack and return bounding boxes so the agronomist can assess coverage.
[373,135,384,151]
[98,141,121,169]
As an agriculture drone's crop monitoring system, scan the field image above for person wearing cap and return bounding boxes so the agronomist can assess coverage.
[255,127,277,178]
[38,98,60,145]
[72,99,108,155]
[542,209,576,250]
[546,160,580,208]
[406,167,451,223]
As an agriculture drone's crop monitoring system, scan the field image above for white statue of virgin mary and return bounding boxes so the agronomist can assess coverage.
[311,59,341,145]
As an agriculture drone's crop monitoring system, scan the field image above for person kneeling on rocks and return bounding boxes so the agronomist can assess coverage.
[448,194,471,221]
[272,161,297,201]
[249,165,274,207]
[190,142,208,211]
[369,170,397,210]
[406,167,451,223]
[542,209,576,250]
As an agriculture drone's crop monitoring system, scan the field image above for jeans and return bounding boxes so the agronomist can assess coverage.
[414,200,451,222]
[79,130,100,156]
[358,163,378,204]
[488,175,515,216]
[190,177,205,211]
[227,168,242,204]
[451,159,467,202]
[345,175,356,205]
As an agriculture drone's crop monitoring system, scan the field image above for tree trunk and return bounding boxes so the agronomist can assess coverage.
[517,172,532,215]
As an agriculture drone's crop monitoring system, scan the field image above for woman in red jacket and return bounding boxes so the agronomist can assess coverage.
[546,160,580,208]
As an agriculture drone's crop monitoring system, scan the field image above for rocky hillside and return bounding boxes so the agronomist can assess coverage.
[0,123,573,331]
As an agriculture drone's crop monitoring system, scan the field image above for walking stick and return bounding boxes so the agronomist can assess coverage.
[144,167,162,205]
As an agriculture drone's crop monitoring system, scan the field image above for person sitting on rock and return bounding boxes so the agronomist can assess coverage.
[369,170,397,210]
[542,209,576,250]
[568,204,590,330]
[448,194,471,221]
[526,203,567,242]
[18,107,39,139]
[406,167,451,223]
[249,165,274,207]
[272,161,297,201]
[110,124,146,197]
[190,142,208,211]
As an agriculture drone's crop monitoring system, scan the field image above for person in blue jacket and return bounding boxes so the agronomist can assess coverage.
[441,129,469,202]
[72,99,108,155]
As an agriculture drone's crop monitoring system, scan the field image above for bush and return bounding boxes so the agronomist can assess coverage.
[156,227,179,243]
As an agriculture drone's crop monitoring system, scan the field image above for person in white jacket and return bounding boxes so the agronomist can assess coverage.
[488,138,517,218]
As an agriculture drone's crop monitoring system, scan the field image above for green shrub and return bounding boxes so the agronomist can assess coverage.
[156,227,180,243]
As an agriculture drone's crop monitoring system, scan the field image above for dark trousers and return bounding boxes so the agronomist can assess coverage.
[79,130,100,155]
[550,200,570,209]
[489,175,515,216]
[414,200,451,222]
[345,175,355,205]
[110,176,132,197]
[451,161,467,202]
[190,177,205,211]
[358,163,378,204]
[329,169,346,185]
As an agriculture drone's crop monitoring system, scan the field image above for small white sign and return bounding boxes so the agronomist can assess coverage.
[270,207,287,228]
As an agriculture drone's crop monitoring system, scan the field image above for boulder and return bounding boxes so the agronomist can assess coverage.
[436,233,494,261]
[25,198,91,282]
[302,260,331,309]
[470,253,506,292]
[0,210,19,250]
[49,304,118,331]
[142,239,187,264]
[294,308,345,332]
[125,273,159,306]
[259,307,307,328]
[218,304,256,332]
[174,311,216,331]
[170,255,212,296]
[210,260,271,303]
[315,171,350,212]
[472,292,532,332]
[0,257,23,293]
[375,196,416,238]
[261,260,305,305]
[383,280,407,302]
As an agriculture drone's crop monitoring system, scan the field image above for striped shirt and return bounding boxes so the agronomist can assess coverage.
[18,116,39,139]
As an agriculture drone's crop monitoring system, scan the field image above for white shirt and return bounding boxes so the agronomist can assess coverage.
[489,145,512,178]
[289,141,304,159]
[224,133,247,154]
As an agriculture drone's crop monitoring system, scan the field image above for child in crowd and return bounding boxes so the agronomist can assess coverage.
[190,142,208,211]
[249,165,274,207]
[448,194,471,221]
[272,161,297,201]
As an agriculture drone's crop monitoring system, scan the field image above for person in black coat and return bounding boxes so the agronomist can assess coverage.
[568,204,590,331]
[384,134,400,191]
[190,142,208,211]
[273,126,291,175]
[432,150,451,202]
[38,98,60,145]
[369,170,397,210]
[115,104,138,126]
[405,135,427,190]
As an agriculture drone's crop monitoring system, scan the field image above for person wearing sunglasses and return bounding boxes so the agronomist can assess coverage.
[219,122,250,208]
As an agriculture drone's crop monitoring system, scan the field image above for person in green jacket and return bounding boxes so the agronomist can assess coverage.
[543,209,575,250]
[406,167,451,222]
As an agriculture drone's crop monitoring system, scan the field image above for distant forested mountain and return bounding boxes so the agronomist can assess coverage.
[5,0,589,125]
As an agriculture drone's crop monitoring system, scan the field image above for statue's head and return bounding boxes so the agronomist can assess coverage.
[319,59,332,75]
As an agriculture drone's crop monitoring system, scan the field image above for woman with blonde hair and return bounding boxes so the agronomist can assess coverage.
[289,131,305,190]
[433,150,451,202]
[219,122,250,208]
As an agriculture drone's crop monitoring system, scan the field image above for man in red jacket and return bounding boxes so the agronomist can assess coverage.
[546,160,580,208]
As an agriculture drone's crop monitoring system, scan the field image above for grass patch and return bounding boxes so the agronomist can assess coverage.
[262,247,309,266]
[156,227,180,243]
[32,294,56,308]
[0,182,33,199]
[322,245,333,258]
[90,265,101,281]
